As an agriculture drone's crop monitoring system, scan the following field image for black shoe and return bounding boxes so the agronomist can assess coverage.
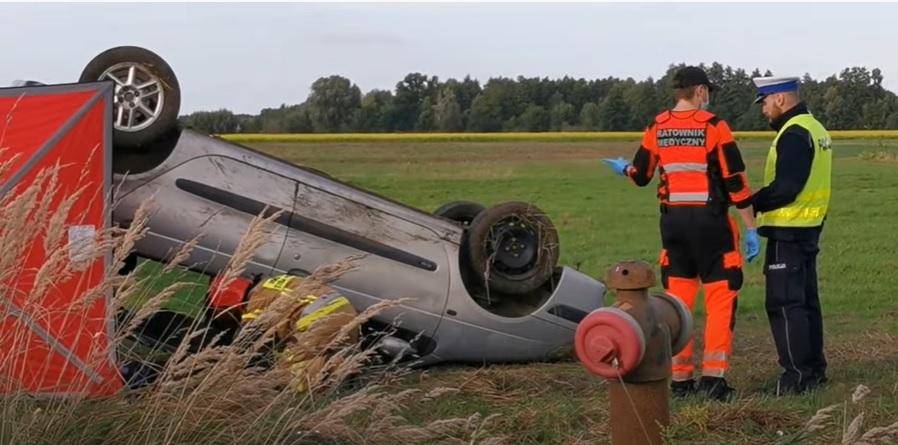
[671,379,697,398]
[774,379,802,396]
[697,377,737,402]
[772,374,827,396]
[807,374,829,387]
[775,375,811,396]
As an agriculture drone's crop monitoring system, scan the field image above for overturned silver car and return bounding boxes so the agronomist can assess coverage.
[79,46,607,365]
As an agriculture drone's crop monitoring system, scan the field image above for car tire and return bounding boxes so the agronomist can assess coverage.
[434,200,486,227]
[465,201,559,295]
[79,46,181,152]
[110,126,181,174]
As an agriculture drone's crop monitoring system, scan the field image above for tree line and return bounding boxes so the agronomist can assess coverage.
[181,63,898,134]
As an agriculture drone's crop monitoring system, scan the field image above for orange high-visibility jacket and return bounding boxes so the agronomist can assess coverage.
[626,109,752,209]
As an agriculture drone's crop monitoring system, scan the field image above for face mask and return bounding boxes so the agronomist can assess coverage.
[698,88,711,110]
[699,96,711,110]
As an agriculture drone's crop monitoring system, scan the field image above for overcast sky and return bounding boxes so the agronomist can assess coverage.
[2,3,896,114]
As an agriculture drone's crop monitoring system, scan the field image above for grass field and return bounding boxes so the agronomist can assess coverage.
[237,136,898,444]
[219,130,898,144]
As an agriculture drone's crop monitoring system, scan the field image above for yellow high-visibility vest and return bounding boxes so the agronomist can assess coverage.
[758,114,832,228]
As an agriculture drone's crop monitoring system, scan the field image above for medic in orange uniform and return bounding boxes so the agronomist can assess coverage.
[602,66,761,401]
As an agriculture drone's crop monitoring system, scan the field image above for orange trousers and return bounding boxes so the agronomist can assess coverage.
[659,207,742,381]
[668,277,737,381]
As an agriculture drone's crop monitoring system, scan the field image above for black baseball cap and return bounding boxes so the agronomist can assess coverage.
[672,66,717,92]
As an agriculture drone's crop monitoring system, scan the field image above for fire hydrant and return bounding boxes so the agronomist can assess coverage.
[574,261,693,445]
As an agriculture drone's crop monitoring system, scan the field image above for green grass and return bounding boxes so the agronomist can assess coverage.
[125,258,211,319]
[218,130,898,144]
[235,137,898,444]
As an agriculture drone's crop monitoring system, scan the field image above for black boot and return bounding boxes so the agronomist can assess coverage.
[773,373,828,396]
[697,376,736,402]
[803,373,829,391]
[671,379,697,398]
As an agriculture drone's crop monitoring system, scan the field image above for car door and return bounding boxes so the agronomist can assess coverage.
[114,153,293,278]
[272,174,451,344]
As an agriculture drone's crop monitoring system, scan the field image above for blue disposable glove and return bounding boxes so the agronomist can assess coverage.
[744,228,760,263]
[601,157,630,177]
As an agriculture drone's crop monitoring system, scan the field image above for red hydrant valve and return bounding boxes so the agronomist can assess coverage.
[575,261,692,445]
[575,307,646,379]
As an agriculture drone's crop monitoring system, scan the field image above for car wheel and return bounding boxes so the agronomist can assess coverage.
[433,200,486,227]
[465,201,559,295]
[79,46,181,152]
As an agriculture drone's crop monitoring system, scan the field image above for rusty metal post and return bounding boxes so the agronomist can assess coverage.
[606,262,670,445]
[575,261,693,445]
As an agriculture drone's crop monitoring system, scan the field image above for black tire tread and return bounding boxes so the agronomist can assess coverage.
[465,201,559,295]
[434,200,486,226]
[79,46,181,152]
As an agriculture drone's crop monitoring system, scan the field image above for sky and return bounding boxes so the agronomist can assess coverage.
[2,2,896,115]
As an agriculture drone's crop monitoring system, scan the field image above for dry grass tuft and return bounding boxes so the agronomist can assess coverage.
[852,384,872,404]
[774,384,898,445]
[853,421,898,445]
[844,412,866,444]
[0,137,501,444]
[805,404,841,434]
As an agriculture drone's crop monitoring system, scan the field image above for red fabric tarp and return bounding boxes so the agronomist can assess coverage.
[0,82,121,396]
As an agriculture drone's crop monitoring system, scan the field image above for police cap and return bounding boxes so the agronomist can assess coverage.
[752,76,800,104]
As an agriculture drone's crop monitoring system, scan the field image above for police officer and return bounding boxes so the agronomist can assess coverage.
[602,66,761,401]
[750,77,832,396]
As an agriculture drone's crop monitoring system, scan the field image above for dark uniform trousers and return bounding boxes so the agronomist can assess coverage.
[763,227,827,389]
[660,206,742,289]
